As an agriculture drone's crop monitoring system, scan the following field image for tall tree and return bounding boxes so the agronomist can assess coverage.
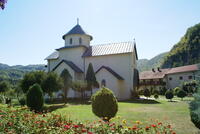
[42,72,63,102]
[20,71,46,93]
[72,81,87,100]
[0,81,9,95]
[60,69,72,104]
[86,63,98,96]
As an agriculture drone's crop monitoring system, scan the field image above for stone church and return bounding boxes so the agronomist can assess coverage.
[45,22,138,100]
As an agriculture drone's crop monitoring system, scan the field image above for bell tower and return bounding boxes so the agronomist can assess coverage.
[62,20,93,47]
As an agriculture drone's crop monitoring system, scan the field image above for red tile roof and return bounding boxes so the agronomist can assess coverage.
[166,64,199,74]
[140,69,169,80]
[140,64,199,80]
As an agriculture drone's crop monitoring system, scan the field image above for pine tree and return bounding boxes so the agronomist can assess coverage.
[86,63,98,96]
[60,69,72,104]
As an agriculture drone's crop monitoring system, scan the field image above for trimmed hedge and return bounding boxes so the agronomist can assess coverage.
[91,87,118,121]
[26,84,44,111]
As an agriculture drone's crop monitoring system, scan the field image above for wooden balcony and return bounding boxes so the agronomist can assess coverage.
[139,81,166,86]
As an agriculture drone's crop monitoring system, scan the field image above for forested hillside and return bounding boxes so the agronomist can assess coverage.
[0,64,46,85]
[137,52,167,72]
[161,23,200,68]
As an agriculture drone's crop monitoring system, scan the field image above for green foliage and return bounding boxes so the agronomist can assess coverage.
[154,94,159,99]
[0,64,45,86]
[173,87,181,95]
[42,72,63,98]
[60,69,72,103]
[177,89,187,100]
[190,87,200,129]
[0,81,10,93]
[133,69,139,90]
[86,63,99,94]
[182,80,198,94]
[162,23,200,68]
[26,84,44,111]
[159,87,167,95]
[130,89,140,99]
[165,90,174,101]
[20,71,46,93]
[72,81,88,99]
[19,97,26,106]
[143,88,151,99]
[91,87,118,121]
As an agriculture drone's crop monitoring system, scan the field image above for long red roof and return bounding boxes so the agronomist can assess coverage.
[140,64,199,80]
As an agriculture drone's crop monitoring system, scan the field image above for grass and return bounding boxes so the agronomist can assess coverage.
[51,96,200,134]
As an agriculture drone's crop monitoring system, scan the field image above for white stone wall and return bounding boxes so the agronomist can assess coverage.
[59,47,86,71]
[166,72,196,89]
[85,53,136,100]
[64,34,91,47]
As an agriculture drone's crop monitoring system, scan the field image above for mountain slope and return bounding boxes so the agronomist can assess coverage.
[161,23,200,68]
[137,52,168,72]
[0,64,46,85]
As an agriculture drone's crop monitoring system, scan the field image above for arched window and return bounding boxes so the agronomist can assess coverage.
[79,37,82,45]
[70,38,72,44]
[101,79,106,87]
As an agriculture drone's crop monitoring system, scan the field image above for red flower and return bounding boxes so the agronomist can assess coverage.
[151,124,157,128]
[73,125,79,128]
[158,122,162,125]
[82,129,87,133]
[171,132,176,134]
[88,132,93,134]
[132,125,137,130]
[145,126,150,131]
[64,125,70,130]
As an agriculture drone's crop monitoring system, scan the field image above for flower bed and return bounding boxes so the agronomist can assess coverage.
[0,106,176,134]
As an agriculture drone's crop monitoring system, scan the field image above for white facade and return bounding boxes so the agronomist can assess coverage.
[45,24,138,100]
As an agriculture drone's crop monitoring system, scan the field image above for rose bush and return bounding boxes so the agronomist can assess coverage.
[0,106,176,134]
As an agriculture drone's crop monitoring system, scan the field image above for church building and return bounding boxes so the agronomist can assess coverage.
[45,22,138,100]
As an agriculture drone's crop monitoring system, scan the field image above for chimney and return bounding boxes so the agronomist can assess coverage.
[157,67,161,72]
[152,68,155,72]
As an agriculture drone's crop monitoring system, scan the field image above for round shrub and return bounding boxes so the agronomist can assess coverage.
[165,90,174,101]
[173,87,181,95]
[154,94,159,99]
[144,88,151,99]
[26,84,44,111]
[177,89,187,100]
[91,87,118,121]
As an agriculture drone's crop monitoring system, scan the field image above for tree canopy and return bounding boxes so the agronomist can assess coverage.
[162,23,200,68]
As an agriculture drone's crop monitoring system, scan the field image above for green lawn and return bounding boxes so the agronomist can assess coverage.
[52,97,200,134]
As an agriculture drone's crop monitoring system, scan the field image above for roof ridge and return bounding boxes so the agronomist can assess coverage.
[90,41,133,47]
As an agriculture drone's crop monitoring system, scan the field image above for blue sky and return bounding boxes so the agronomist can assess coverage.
[0,0,200,65]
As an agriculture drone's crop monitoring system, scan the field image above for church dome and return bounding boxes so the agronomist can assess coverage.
[62,24,93,40]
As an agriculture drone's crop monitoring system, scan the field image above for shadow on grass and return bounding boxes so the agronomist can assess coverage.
[45,98,91,106]
[43,104,68,112]
[119,99,161,104]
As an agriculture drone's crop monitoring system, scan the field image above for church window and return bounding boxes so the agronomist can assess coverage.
[101,79,106,87]
[79,37,82,45]
[70,38,73,44]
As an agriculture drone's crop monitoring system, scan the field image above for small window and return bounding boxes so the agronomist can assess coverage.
[101,79,106,87]
[70,38,72,44]
[179,76,183,80]
[169,77,172,81]
[188,76,193,79]
[79,37,82,45]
